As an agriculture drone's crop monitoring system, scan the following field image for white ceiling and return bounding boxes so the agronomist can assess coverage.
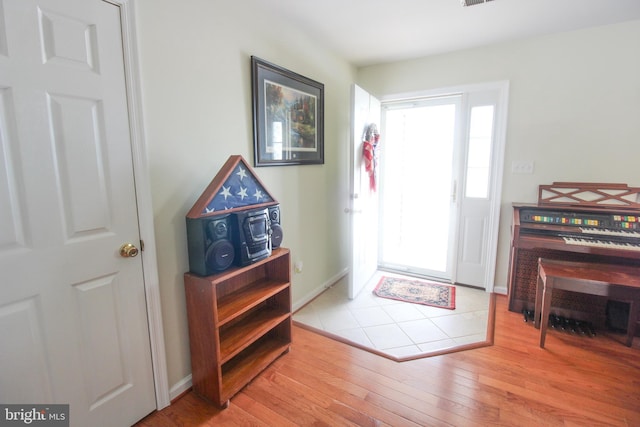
[255,0,640,67]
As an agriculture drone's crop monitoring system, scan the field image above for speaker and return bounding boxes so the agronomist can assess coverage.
[186,214,235,275]
[268,205,283,249]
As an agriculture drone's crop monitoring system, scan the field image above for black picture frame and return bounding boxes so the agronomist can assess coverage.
[251,56,324,166]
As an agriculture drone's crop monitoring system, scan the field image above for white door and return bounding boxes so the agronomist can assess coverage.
[379,96,461,281]
[454,87,508,290]
[348,85,380,298]
[376,83,508,291]
[0,0,156,425]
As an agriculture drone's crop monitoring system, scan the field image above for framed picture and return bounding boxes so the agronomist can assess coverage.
[251,56,324,166]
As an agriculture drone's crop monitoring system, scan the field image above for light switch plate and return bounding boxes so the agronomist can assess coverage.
[511,160,534,174]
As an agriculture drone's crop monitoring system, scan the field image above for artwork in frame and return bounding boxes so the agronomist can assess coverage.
[251,56,324,166]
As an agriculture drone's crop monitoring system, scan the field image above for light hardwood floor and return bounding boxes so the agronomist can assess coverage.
[136,295,640,426]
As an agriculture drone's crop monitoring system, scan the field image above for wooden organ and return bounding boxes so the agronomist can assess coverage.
[508,182,640,327]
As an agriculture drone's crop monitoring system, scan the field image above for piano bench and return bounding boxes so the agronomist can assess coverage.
[534,258,640,348]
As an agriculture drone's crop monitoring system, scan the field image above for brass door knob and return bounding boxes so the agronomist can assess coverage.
[119,243,139,258]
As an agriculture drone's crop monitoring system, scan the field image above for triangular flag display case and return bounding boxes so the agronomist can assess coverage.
[184,155,291,408]
[187,155,278,218]
[185,155,283,276]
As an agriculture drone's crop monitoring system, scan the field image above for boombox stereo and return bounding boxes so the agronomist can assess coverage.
[231,207,271,267]
[186,214,235,276]
[186,204,284,276]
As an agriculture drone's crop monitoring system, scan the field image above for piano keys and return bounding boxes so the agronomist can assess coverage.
[507,182,640,326]
[561,234,640,252]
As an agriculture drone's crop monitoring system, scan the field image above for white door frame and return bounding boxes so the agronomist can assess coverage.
[112,0,170,409]
[380,81,508,293]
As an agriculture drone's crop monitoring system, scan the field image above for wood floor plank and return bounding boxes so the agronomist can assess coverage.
[288,336,485,425]
[135,295,640,426]
[231,393,299,427]
[244,372,357,426]
[273,356,422,427]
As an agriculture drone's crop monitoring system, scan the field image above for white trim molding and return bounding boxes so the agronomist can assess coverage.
[169,374,193,402]
[114,0,170,410]
[293,268,349,312]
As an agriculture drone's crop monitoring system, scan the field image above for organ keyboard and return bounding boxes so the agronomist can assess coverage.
[561,235,640,252]
[507,182,640,324]
[516,207,640,253]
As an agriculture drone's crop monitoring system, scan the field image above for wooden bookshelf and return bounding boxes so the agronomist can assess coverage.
[184,248,291,408]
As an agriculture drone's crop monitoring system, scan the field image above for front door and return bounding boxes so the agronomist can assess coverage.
[379,96,461,281]
[0,0,156,425]
[377,83,508,291]
[348,85,380,298]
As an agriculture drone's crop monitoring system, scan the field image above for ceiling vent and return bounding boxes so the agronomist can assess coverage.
[461,0,494,6]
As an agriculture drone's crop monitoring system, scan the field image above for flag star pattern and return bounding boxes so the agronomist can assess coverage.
[203,163,274,214]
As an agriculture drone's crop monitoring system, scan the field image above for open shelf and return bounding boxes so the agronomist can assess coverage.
[217,279,289,326]
[219,308,290,364]
[220,335,290,403]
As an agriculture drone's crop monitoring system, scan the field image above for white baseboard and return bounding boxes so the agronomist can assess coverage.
[292,268,348,312]
[169,374,192,402]
[493,285,507,295]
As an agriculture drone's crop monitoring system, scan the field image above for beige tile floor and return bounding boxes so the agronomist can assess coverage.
[293,271,491,359]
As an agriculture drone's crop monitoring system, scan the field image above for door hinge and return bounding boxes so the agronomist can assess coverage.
[451,180,458,203]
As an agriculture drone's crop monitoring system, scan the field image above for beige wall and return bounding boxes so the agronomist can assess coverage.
[357,20,640,294]
[135,0,356,391]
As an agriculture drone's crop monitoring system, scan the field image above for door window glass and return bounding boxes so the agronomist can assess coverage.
[465,105,494,198]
